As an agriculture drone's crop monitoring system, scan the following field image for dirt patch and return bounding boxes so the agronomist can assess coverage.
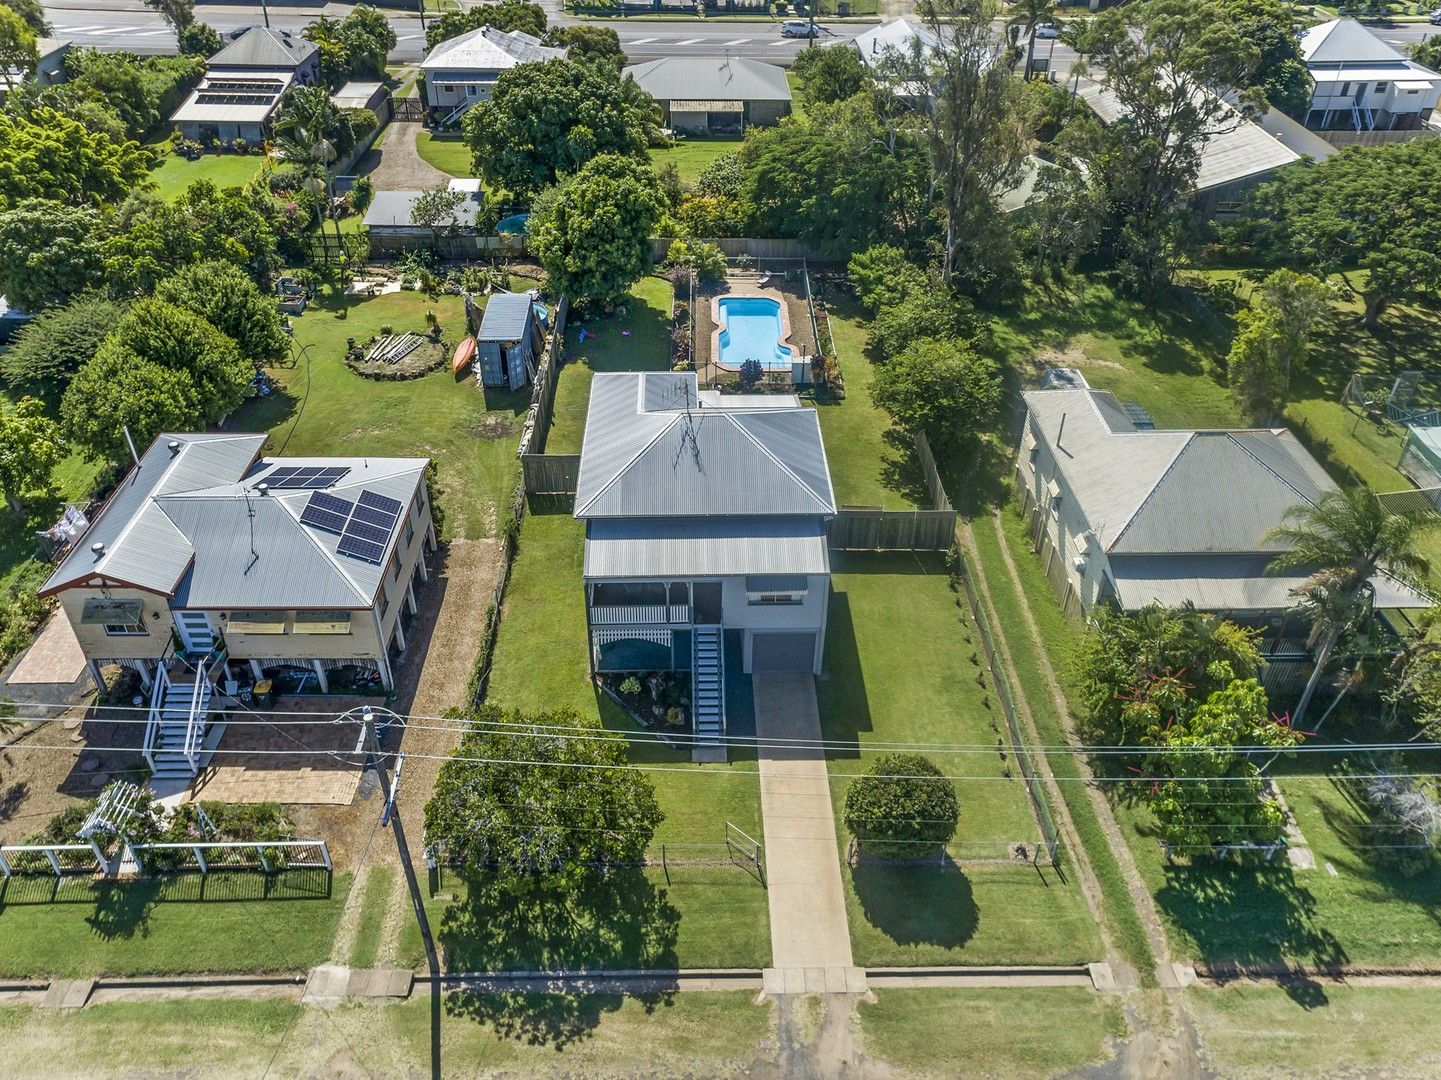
[1031,344,1125,377]
[471,414,517,441]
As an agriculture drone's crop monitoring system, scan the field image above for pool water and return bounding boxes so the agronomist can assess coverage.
[496,212,529,235]
[716,296,794,371]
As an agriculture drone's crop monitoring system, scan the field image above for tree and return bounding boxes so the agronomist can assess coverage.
[409,184,467,254]
[334,5,395,82]
[1266,487,1431,726]
[0,292,125,388]
[1012,164,1104,282]
[528,153,667,305]
[425,2,547,50]
[1222,0,1311,117]
[847,245,927,315]
[0,397,62,513]
[843,753,959,859]
[0,6,37,92]
[462,59,656,198]
[543,25,623,69]
[61,345,198,463]
[0,0,49,35]
[0,199,106,310]
[1227,269,1332,422]
[1412,38,1441,72]
[301,15,350,89]
[867,282,986,359]
[106,298,252,419]
[790,43,869,106]
[1006,0,1056,82]
[177,21,222,58]
[155,261,290,366]
[1074,0,1261,295]
[0,109,151,208]
[1240,140,1441,329]
[871,336,1001,454]
[1147,678,1302,852]
[46,48,204,141]
[424,705,662,877]
[143,0,194,33]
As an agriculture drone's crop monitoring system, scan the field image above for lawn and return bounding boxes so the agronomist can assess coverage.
[819,552,1102,966]
[414,132,476,178]
[0,870,349,978]
[544,275,674,454]
[347,867,393,969]
[228,286,532,542]
[646,136,744,184]
[859,988,1126,1077]
[147,149,266,201]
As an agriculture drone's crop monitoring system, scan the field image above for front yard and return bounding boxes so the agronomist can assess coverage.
[414,132,475,178]
[146,148,267,201]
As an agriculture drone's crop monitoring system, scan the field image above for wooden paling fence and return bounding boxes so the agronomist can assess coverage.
[828,431,958,552]
[521,454,580,496]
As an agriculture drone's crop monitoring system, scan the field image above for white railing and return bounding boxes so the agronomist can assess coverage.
[440,98,476,127]
[182,657,210,772]
[142,664,171,772]
[0,842,102,878]
[0,838,332,879]
[590,604,690,625]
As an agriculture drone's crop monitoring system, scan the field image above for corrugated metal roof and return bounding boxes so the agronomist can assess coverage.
[574,373,836,519]
[1301,19,1409,65]
[477,292,534,342]
[210,27,316,70]
[623,57,791,103]
[1110,554,1432,612]
[421,26,563,72]
[853,19,939,67]
[363,190,485,229]
[584,518,829,578]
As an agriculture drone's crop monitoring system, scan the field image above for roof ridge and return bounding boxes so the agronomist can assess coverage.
[1105,432,1195,553]
[1219,430,1315,506]
[728,411,835,514]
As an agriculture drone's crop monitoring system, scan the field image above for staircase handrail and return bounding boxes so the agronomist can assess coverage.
[441,98,475,127]
[142,665,171,772]
[183,657,209,772]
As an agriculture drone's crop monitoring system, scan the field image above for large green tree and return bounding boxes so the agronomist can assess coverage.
[462,59,656,198]
[790,43,869,106]
[871,336,1001,454]
[0,109,150,208]
[528,153,667,305]
[0,291,124,388]
[425,2,546,49]
[303,8,394,88]
[844,753,959,859]
[155,261,289,366]
[0,397,62,513]
[61,346,197,463]
[143,0,194,32]
[1226,269,1333,423]
[0,199,106,310]
[1222,0,1311,117]
[0,5,37,92]
[542,25,622,69]
[0,0,49,35]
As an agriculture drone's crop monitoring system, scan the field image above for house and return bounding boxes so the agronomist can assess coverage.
[623,57,791,135]
[474,291,543,391]
[169,27,320,143]
[40,433,436,780]
[362,189,487,253]
[1015,382,1431,654]
[1299,18,1441,132]
[420,26,564,126]
[574,372,836,752]
[1,36,70,103]
[853,18,938,70]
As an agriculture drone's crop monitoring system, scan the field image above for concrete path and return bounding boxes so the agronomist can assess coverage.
[752,672,863,993]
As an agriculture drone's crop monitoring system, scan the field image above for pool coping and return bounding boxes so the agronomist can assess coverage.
[709,284,802,374]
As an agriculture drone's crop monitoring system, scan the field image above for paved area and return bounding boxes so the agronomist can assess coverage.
[752,672,858,989]
[358,121,451,190]
[2,611,87,696]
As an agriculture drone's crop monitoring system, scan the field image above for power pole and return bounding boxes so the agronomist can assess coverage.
[260,0,271,29]
[419,0,429,36]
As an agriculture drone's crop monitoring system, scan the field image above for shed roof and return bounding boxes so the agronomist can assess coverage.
[623,56,791,103]
[362,190,486,229]
[421,26,563,73]
[476,291,534,342]
[209,27,316,70]
[332,81,387,110]
[574,372,835,520]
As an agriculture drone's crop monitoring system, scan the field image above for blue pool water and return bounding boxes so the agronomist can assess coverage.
[716,296,794,371]
[496,212,529,235]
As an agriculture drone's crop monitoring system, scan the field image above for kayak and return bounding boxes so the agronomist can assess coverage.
[452,336,476,375]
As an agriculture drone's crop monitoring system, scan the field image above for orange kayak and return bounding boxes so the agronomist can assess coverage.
[452,336,476,375]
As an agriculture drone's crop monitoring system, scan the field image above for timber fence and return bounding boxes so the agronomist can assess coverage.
[828,432,958,551]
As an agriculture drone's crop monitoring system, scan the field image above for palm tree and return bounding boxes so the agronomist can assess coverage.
[273,85,345,253]
[1007,0,1057,81]
[1266,487,1431,727]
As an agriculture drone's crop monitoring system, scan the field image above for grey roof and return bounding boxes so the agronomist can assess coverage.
[1109,554,1432,612]
[853,19,939,67]
[171,69,292,125]
[332,81,387,110]
[1255,108,1338,163]
[623,57,791,104]
[363,190,485,229]
[42,433,427,609]
[584,517,829,578]
[1301,18,1410,65]
[209,27,317,70]
[477,292,534,342]
[421,26,563,72]
[574,372,835,520]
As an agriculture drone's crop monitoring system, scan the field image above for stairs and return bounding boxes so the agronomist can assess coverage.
[145,662,214,784]
[440,97,477,128]
[692,626,725,756]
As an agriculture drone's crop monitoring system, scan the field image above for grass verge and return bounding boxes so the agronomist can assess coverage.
[347,867,393,969]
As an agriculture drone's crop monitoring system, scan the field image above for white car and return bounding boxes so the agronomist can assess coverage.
[1033,23,1062,39]
[780,19,822,37]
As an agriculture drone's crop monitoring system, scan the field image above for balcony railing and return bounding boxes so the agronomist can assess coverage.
[590,604,691,625]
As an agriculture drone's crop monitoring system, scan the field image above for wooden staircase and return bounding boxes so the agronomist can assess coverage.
[692,626,725,757]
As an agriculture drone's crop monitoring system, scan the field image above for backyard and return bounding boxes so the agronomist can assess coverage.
[146,148,267,201]
[646,136,744,184]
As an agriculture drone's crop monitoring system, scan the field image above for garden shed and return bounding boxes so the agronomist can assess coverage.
[474,292,543,391]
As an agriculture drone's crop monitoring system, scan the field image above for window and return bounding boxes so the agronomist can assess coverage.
[229,610,289,634]
[467,85,478,97]
[81,598,147,636]
[1339,82,1351,95]
[404,518,415,548]
[388,551,402,582]
[1408,88,1420,95]
[745,575,807,606]
[293,610,352,635]
[442,84,455,93]
[105,621,148,637]
[379,588,390,619]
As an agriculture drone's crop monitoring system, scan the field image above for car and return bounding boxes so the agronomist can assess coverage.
[780,19,822,37]
[1430,9,1441,23]
[1033,23,1062,39]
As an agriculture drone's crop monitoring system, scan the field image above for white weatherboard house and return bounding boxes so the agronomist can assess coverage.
[1016,383,1431,654]
[420,26,564,126]
[40,433,436,782]
[574,372,836,750]
[1300,19,1441,132]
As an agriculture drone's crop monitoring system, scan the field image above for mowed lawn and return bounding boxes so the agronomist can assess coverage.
[414,132,475,178]
[147,149,267,200]
[229,286,532,541]
[819,553,1102,966]
[0,871,349,978]
[646,136,744,183]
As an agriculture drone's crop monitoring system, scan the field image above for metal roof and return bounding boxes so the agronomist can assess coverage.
[332,81,387,110]
[623,57,791,104]
[209,27,317,70]
[42,434,428,609]
[476,291,534,342]
[853,19,939,67]
[1301,19,1410,66]
[1109,554,1432,612]
[363,190,485,229]
[170,70,293,124]
[574,372,836,520]
[584,517,829,578]
[421,26,563,73]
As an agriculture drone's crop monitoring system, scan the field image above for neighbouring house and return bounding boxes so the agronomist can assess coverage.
[623,56,791,135]
[473,291,543,391]
[362,189,488,253]
[1015,380,1432,660]
[1,36,70,103]
[169,27,320,143]
[40,433,437,781]
[574,372,837,753]
[420,26,564,127]
[853,18,938,69]
[1299,18,1441,132]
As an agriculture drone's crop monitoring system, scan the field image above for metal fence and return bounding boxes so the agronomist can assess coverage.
[954,550,1063,865]
[0,838,331,879]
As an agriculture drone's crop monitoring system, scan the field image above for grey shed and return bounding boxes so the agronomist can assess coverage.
[475,292,542,391]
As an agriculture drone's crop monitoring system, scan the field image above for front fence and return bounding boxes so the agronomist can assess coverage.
[0,838,331,879]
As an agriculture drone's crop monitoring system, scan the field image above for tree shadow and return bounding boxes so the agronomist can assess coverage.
[877,427,933,509]
[0,781,29,824]
[849,859,979,950]
[439,868,679,1049]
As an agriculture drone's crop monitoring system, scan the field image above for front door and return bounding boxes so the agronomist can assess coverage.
[173,610,215,654]
[693,582,723,625]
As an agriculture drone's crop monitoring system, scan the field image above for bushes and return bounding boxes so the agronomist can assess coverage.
[0,562,51,671]
[844,753,959,860]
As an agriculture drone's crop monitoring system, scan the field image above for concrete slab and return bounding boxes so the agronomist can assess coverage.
[39,979,94,1009]
[347,967,414,1000]
[1171,962,1199,988]
[690,745,728,763]
[762,966,868,997]
[301,964,350,1008]
[6,612,85,686]
[1088,962,1117,992]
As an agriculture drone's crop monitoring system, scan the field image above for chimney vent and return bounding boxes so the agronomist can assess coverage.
[168,440,181,456]
[91,542,105,558]
[257,483,269,496]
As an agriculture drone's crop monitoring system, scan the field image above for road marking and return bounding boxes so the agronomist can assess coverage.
[627,36,659,43]
[397,33,422,40]
[55,24,106,33]
[133,29,173,37]
[722,37,752,45]
[675,37,704,45]
[770,40,802,47]
[93,25,144,34]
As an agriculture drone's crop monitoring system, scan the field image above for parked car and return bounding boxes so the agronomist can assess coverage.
[781,19,823,37]
[1033,23,1062,38]
[1430,8,1441,23]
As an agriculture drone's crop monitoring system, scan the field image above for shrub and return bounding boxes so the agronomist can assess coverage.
[868,287,987,361]
[665,238,727,282]
[844,753,958,860]
[847,245,926,315]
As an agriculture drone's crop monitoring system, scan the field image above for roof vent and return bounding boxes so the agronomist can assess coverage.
[257,483,269,497]
[91,542,105,558]
[168,440,181,456]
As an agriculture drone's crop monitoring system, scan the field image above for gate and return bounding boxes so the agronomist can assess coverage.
[725,821,765,883]
[393,97,426,123]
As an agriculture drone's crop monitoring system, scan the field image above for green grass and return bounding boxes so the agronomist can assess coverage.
[147,150,266,201]
[0,870,350,978]
[646,136,744,184]
[228,286,533,541]
[860,988,1125,1077]
[545,276,674,454]
[819,552,1102,966]
[414,133,475,178]
[347,867,393,969]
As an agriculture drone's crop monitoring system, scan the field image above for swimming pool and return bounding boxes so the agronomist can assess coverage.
[715,296,795,371]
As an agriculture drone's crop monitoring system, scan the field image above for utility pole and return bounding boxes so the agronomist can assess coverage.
[260,0,271,29]
[419,0,429,36]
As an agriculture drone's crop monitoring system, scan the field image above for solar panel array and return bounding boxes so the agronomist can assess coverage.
[195,93,280,106]
[206,79,284,93]
[265,466,350,489]
[298,489,405,565]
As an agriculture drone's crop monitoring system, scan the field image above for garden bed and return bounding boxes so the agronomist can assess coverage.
[344,328,449,380]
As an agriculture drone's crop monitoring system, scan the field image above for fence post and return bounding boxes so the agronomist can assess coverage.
[193,845,208,875]
[319,840,332,872]
[257,844,270,874]
[44,848,62,877]
[0,849,10,879]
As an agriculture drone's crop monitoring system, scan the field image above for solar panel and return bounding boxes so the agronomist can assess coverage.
[301,507,349,534]
[307,492,354,515]
[310,466,350,488]
[357,490,404,515]
[345,520,392,545]
[337,534,386,564]
[266,465,351,489]
[351,504,397,529]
